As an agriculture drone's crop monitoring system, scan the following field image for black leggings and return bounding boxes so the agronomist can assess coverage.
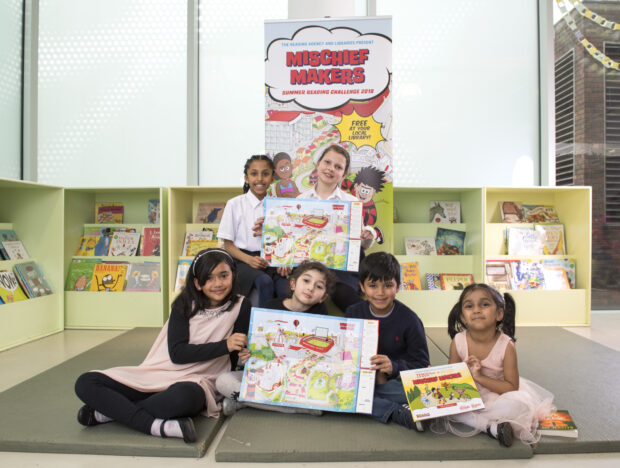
[75,372,206,435]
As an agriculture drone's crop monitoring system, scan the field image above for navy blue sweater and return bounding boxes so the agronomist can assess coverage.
[345,299,430,379]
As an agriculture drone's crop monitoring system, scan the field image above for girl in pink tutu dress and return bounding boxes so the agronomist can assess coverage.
[431,283,555,446]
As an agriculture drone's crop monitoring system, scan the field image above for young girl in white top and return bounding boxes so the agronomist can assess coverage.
[218,155,288,306]
[431,283,555,446]
[74,249,251,443]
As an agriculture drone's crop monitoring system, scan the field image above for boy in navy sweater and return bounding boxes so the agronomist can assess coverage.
[345,251,429,430]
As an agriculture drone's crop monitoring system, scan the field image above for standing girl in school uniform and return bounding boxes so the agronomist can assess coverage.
[74,249,251,443]
[218,155,287,306]
[432,283,555,446]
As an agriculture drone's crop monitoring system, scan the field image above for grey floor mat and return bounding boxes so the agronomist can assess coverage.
[0,328,222,458]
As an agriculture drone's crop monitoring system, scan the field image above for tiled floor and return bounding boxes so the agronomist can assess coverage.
[1,312,619,467]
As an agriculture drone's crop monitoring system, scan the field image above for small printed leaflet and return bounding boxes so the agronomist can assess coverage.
[401,362,484,421]
[261,197,363,271]
[240,308,378,414]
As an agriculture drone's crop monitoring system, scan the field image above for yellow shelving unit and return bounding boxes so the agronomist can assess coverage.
[0,178,64,351]
[63,187,168,328]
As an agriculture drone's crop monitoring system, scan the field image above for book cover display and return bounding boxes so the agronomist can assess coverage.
[499,201,524,223]
[65,259,101,291]
[485,261,513,290]
[401,362,484,421]
[506,227,544,255]
[400,262,422,291]
[538,410,578,438]
[0,270,29,303]
[125,263,160,292]
[425,273,441,290]
[261,197,364,271]
[95,202,124,224]
[265,17,393,250]
[108,232,141,257]
[0,229,18,260]
[2,240,30,260]
[140,227,161,256]
[75,235,99,256]
[240,307,378,414]
[89,263,128,292]
[404,237,436,256]
[429,201,461,223]
[182,231,218,256]
[522,204,560,223]
[13,262,53,297]
[535,224,566,255]
[509,260,545,290]
[174,259,192,292]
[195,202,225,224]
[147,199,160,224]
[435,228,466,255]
[440,274,474,290]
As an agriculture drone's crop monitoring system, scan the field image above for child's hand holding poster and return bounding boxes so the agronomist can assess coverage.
[260,197,363,271]
[401,362,484,421]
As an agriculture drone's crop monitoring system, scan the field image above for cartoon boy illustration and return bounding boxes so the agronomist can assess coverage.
[342,166,386,244]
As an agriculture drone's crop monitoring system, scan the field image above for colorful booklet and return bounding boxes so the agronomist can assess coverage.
[140,227,161,256]
[0,270,29,303]
[108,232,141,257]
[538,410,578,438]
[125,263,160,292]
[13,261,53,298]
[65,258,101,291]
[401,362,484,421]
[435,228,466,255]
[429,201,461,223]
[240,307,378,414]
[95,202,124,224]
[174,259,193,292]
[440,273,474,290]
[75,235,99,256]
[400,262,422,291]
[182,231,215,256]
[522,204,560,223]
[261,197,364,271]
[89,263,128,292]
[404,237,436,256]
[509,260,545,290]
[535,224,566,255]
[2,240,30,260]
[147,199,160,224]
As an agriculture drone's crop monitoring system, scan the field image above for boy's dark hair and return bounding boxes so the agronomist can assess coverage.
[317,144,350,174]
[447,283,516,340]
[289,260,337,297]
[359,252,401,286]
[172,248,240,318]
[243,155,275,193]
[354,166,385,193]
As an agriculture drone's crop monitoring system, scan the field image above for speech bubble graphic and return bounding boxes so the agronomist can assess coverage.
[336,111,385,149]
[266,26,391,110]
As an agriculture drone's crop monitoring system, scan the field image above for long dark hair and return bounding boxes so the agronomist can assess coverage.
[172,248,239,319]
[243,154,275,193]
[447,283,516,340]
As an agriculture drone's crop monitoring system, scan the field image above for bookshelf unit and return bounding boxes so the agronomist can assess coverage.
[64,188,168,328]
[0,178,64,351]
[392,187,484,327]
[484,187,591,326]
[168,187,242,307]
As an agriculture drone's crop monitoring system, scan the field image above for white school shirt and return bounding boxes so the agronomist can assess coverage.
[217,190,264,253]
[298,185,358,202]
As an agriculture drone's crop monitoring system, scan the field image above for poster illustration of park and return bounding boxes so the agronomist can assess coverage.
[239,308,378,414]
[261,197,363,271]
[401,362,484,421]
[265,17,393,251]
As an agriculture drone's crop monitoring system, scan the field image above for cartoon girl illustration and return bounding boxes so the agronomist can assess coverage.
[272,152,300,198]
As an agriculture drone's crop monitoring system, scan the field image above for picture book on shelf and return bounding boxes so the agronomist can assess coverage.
[400,262,422,291]
[2,240,30,260]
[425,273,441,290]
[174,259,193,292]
[401,362,484,421]
[541,264,572,290]
[75,235,99,256]
[148,199,160,224]
[435,228,465,255]
[108,232,141,257]
[538,410,578,438]
[140,227,161,256]
[499,201,524,223]
[429,201,461,223]
[521,204,560,223]
[542,258,576,288]
[65,258,101,291]
[187,239,219,256]
[0,229,18,260]
[125,263,160,292]
[404,237,436,256]
[89,263,128,292]
[485,261,513,290]
[509,260,545,290]
[535,224,566,255]
[13,261,53,297]
[182,231,215,256]
[85,226,137,237]
[440,274,474,290]
[506,227,544,255]
[93,234,111,256]
[195,202,226,224]
[0,270,28,303]
[95,202,124,224]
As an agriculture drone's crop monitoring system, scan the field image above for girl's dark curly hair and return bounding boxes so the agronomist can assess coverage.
[447,283,516,341]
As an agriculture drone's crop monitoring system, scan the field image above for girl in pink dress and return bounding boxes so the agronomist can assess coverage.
[431,284,555,446]
[74,249,251,443]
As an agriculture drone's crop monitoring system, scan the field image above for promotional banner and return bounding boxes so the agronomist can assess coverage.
[265,17,393,252]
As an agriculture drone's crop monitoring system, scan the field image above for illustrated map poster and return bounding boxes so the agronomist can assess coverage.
[261,197,363,271]
[265,17,393,252]
[240,308,378,414]
[401,362,484,422]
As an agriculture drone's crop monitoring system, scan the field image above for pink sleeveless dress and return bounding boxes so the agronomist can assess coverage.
[97,298,242,417]
[432,331,555,443]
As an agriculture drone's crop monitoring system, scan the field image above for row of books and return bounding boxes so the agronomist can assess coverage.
[75,227,160,257]
[400,262,474,291]
[505,225,566,255]
[182,230,219,256]
[405,228,466,256]
[486,259,576,290]
[0,261,53,304]
[0,229,30,261]
[65,259,160,292]
[499,201,560,224]
[95,200,160,225]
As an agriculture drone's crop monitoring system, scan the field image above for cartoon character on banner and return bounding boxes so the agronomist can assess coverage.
[271,152,301,198]
[341,166,386,244]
